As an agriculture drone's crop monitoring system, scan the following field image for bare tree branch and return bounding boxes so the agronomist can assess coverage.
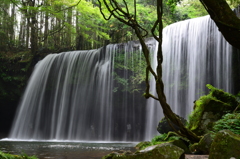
[98,0,114,20]
[123,0,129,15]
[134,0,136,21]
[39,25,65,42]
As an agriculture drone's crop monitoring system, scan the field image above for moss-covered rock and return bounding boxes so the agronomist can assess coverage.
[187,85,239,136]
[189,132,214,154]
[209,130,240,159]
[102,143,185,159]
[188,96,228,135]
[157,115,187,134]
[169,139,191,154]
[209,84,239,109]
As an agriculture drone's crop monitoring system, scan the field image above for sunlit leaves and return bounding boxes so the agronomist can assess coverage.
[176,0,208,19]
[98,0,158,42]
[226,0,240,8]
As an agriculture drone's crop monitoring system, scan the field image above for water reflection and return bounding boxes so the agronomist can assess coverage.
[0,141,136,159]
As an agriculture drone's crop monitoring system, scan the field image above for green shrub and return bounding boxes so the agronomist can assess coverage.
[135,141,151,150]
[151,133,180,145]
[136,133,184,151]
[213,113,240,135]
[0,151,38,159]
[151,133,168,144]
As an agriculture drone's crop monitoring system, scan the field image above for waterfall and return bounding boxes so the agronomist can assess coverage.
[144,15,234,139]
[9,15,236,141]
[9,40,156,141]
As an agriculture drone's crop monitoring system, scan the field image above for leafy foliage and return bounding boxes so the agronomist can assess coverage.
[213,113,240,135]
[0,0,214,53]
[226,0,240,8]
[113,49,148,93]
[151,133,168,144]
[0,151,38,159]
[0,52,31,101]
[151,133,181,145]
[176,0,208,19]
[135,133,181,150]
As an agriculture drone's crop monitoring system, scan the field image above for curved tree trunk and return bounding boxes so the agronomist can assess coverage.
[98,0,201,143]
[200,0,240,49]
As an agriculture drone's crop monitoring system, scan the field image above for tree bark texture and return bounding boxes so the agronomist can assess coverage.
[200,0,240,49]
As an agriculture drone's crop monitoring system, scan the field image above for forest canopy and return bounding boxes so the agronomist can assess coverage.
[0,0,214,55]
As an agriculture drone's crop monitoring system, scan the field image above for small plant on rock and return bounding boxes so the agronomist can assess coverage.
[213,113,240,135]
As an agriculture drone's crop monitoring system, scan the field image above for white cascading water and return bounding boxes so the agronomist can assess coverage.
[144,15,234,140]
[9,40,155,141]
[9,15,236,141]
[10,49,115,140]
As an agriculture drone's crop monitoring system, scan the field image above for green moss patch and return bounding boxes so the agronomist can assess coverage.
[102,143,184,159]
[209,130,240,159]
[187,85,239,135]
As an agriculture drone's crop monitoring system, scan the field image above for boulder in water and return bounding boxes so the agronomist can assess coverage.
[169,139,191,154]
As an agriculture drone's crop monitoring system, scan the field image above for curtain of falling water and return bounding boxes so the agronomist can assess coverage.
[9,40,155,141]
[144,15,234,140]
[9,15,235,142]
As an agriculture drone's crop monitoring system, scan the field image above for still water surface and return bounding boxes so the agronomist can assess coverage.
[0,140,136,159]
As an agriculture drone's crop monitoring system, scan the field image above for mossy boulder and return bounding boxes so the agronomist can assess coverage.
[188,96,230,135]
[209,130,240,159]
[157,115,187,134]
[102,143,185,159]
[189,132,214,154]
[210,87,239,109]
[169,139,191,154]
[187,85,239,136]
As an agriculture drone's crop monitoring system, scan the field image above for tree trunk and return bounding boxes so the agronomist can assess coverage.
[10,4,15,45]
[44,4,49,48]
[26,17,30,49]
[19,16,26,47]
[75,11,81,50]
[98,0,201,143]
[29,1,38,55]
[200,0,240,49]
[134,24,200,143]
[66,8,72,47]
